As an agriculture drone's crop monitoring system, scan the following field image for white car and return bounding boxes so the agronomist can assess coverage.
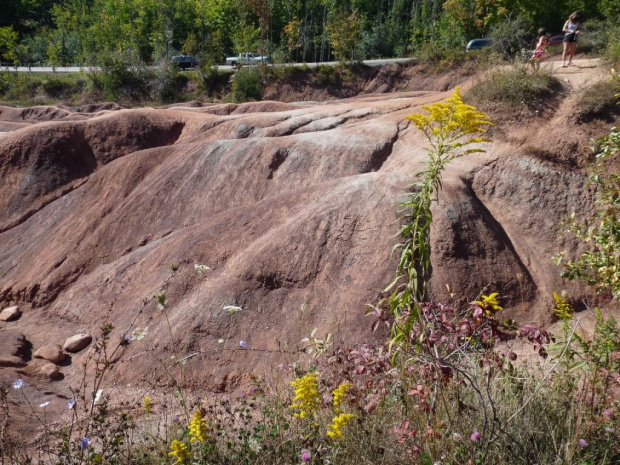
[225,53,270,67]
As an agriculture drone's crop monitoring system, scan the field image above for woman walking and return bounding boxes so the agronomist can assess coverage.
[562,11,582,67]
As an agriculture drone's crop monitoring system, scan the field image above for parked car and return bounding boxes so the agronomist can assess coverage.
[547,34,564,46]
[466,38,492,52]
[225,53,270,68]
[172,55,200,69]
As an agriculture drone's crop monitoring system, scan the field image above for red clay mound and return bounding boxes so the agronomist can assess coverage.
[0,64,614,410]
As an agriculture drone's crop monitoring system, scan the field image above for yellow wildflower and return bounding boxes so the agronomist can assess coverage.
[327,413,355,439]
[189,409,209,442]
[553,292,574,320]
[475,292,503,316]
[143,396,151,414]
[406,86,492,150]
[290,373,321,419]
[332,382,352,409]
[168,440,190,464]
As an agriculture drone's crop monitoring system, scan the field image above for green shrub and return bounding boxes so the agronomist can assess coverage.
[468,65,561,113]
[576,80,619,121]
[316,64,338,86]
[489,15,532,59]
[231,67,262,102]
[151,61,187,103]
[88,53,151,101]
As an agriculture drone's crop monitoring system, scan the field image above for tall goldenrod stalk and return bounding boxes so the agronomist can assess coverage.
[385,87,492,357]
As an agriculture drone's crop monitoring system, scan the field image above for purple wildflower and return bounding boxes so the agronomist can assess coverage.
[173,415,180,423]
[470,431,481,442]
[605,427,614,433]
[301,449,311,462]
[239,341,248,349]
[604,409,613,418]
[251,387,258,394]
[240,392,247,398]
[578,439,588,448]
[79,437,90,450]
[13,379,24,390]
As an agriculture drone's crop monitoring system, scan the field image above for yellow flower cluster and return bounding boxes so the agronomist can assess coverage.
[143,396,151,415]
[168,440,190,464]
[332,382,352,409]
[406,86,492,149]
[553,292,574,320]
[290,373,322,419]
[327,413,355,439]
[475,292,503,316]
[189,409,209,442]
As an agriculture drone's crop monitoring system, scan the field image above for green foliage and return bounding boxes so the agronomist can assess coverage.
[555,126,620,298]
[488,14,531,59]
[468,65,561,113]
[576,80,619,121]
[327,9,363,63]
[231,66,262,102]
[0,26,19,64]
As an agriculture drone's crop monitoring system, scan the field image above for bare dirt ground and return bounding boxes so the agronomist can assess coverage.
[0,58,617,435]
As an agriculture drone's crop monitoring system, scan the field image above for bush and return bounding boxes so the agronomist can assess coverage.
[468,65,561,113]
[151,60,187,103]
[231,67,263,102]
[489,15,533,59]
[579,19,611,55]
[88,53,151,101]
[576,80,619,121]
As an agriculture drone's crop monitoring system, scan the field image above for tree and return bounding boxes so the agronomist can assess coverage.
[0,26,19,65]
[327,9,362,63]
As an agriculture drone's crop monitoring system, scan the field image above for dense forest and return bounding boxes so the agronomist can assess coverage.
[0,0,619,66]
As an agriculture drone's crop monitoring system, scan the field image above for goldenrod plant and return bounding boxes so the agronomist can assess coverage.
[383,86,492,357]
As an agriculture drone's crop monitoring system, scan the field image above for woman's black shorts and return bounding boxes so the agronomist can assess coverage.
[563,33,577,43]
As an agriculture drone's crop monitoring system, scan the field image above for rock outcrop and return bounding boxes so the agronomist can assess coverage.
[0,63,612,396]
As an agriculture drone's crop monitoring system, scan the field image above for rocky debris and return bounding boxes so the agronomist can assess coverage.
[0,331,28,367]
[63,333,92,352]
[33,344,65,364]
[0,305,21,321]
[39,362,61,380]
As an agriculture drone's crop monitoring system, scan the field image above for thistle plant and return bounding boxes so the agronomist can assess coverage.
[383,86,492,357]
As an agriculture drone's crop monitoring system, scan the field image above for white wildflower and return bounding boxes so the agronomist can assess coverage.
[94,389,103,404]
[224,305,242,315]
[194,264,212,275]
[131,327,149,341]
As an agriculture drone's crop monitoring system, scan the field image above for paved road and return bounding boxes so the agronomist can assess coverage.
[2,57,413,74]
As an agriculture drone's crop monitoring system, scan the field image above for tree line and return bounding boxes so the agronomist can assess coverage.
[0,0,618,66]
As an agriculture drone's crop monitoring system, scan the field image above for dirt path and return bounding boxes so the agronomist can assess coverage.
[543,58,607,91]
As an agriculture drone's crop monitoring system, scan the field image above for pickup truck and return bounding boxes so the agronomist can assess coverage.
[225,53,270,68]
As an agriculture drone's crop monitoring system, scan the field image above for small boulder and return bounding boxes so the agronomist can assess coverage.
[0,306,21,321]
[0,331,28,367]
[40,363,60,380]
[34,344,65,364]
[63,334,92,353]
